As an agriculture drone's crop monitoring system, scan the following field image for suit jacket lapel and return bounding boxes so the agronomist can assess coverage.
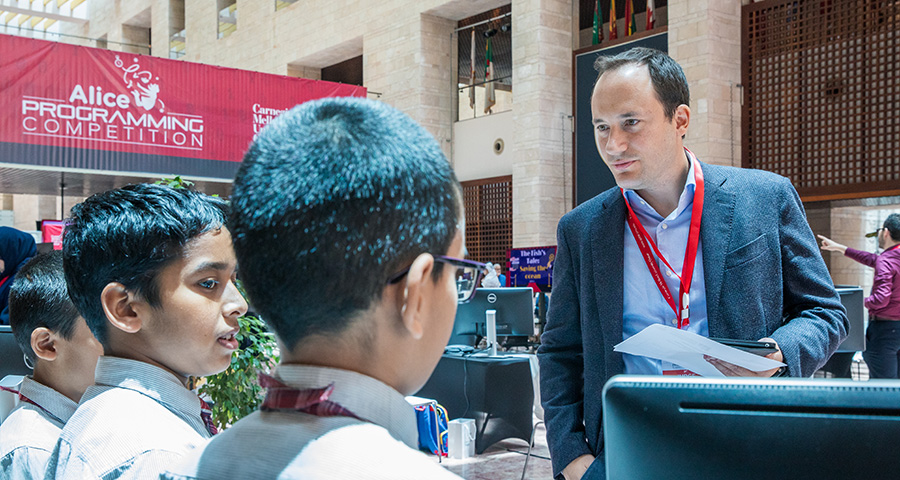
[591,192,626,375]
[699,163,735,337]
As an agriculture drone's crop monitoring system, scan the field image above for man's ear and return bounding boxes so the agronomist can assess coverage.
[30,327,58,362]
[673,104,691,137]
[100,282,143,334]
[398,253,436,340]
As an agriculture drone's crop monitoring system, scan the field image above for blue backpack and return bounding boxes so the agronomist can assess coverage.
[414,402,449,457]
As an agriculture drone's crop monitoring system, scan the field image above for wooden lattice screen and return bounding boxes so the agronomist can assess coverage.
[461,176,512,265]
[742,0,900,200]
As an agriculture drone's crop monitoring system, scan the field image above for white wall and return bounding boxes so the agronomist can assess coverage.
[452,110,514,182]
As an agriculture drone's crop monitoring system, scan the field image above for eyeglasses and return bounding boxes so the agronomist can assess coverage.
[388,255,487,304]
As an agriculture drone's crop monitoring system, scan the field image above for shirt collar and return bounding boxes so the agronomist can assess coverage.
[623,148,697,220]
[271,364,419,449]
[19,376,78,425]
[87,356,208,436]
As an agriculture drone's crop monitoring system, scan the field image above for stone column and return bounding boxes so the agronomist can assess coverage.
[511,0,573,247]
[365,12,455,158]
[667,0,742,167]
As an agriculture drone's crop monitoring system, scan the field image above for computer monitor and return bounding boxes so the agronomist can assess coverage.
[603,375,900,479]
[835,285,865,352]
[448,287,534,347]
[0,325,30,379]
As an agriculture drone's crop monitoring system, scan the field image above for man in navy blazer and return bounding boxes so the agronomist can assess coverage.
[537,48,848,480]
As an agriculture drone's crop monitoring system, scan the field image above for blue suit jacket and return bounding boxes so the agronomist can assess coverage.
[537,162,849,479]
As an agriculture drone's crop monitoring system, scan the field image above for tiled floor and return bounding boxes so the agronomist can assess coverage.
[432,419,552,480]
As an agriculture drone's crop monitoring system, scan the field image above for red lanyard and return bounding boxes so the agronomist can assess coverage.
[622,149,705,329]
[0,385,49,415]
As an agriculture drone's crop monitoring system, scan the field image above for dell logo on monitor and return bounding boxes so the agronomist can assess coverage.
[487,293,497,303]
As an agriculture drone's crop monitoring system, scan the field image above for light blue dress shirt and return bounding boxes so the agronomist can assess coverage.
[622,158,709,375]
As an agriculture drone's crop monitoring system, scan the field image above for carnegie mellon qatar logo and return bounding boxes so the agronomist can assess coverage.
[20,55,204,151]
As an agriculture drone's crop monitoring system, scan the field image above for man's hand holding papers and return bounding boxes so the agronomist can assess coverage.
[613,324,786,377]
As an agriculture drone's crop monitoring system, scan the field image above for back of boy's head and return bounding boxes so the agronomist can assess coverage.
[230,96,460,351]
[63,183,228,346]
[9,251,80,365]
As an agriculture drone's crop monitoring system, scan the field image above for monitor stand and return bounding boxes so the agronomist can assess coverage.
[486,309,498,357]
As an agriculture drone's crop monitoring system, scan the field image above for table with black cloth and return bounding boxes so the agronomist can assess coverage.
[415,353,534,454]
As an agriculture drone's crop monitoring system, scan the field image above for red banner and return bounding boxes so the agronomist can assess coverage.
[0,34,366,178]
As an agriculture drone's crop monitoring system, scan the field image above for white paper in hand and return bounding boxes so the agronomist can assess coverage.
[613,323,786,377]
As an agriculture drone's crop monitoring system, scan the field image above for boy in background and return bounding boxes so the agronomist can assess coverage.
[45,184,248,479]
[0,251,102,480]
[163,97,470,479]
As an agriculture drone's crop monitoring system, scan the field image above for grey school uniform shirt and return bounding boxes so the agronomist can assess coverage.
[43,356,212,480]
[161,364,462,480]
[0,377,77,480]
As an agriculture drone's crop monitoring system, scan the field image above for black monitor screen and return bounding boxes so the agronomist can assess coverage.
[603,375,900,479]
[448,287,533,346]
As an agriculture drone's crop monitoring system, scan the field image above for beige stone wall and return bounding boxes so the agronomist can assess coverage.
[512,0,573,247]
[668,0,742,167]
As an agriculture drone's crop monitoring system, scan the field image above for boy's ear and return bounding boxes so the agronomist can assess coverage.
[398,253,436,340]
[100,282,143,334]
[30,327,58,362]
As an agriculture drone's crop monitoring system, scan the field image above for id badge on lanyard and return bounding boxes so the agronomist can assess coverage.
[622,149,704,329]
[622,149,705,375]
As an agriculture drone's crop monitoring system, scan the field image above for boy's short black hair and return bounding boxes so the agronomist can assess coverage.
[9,251,81,364]
[63,183,228,346]
[594,47,690,120]
[230,97,460,351]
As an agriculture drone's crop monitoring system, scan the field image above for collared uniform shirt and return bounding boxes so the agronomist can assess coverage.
[44,356,211,480]
[161,364,462,480]
[0,377,77,480]
[622,157,710,374]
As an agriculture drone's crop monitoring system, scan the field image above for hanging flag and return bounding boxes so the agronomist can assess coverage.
[646,0,656,30]
[625,0,636,36]
[469,29,476,110]
[484,36,495,114]
[609,0,618,40]
[592,0,603,45]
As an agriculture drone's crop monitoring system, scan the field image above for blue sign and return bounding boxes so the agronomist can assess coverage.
[507,246,556,290]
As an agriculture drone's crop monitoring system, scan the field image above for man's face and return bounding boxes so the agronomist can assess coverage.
[879,228,888,250]
[134,228,248,384]
[590,64,689,195]
[494,264,501,275]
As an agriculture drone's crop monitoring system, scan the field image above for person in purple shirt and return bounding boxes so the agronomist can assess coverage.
[819,213,900,378]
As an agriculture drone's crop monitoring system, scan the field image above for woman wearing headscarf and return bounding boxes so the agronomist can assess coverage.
[0,226,38,325]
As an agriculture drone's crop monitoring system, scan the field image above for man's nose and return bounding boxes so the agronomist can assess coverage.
[605,128,627,155]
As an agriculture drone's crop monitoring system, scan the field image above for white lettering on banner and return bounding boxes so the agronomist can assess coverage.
[18,56,206,151]
[251,103,289,137]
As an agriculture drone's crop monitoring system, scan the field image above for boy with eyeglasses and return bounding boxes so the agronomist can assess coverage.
[162,97,479,479]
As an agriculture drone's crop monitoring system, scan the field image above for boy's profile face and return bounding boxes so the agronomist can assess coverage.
[409,228,464,393]
[133,228,248,384]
